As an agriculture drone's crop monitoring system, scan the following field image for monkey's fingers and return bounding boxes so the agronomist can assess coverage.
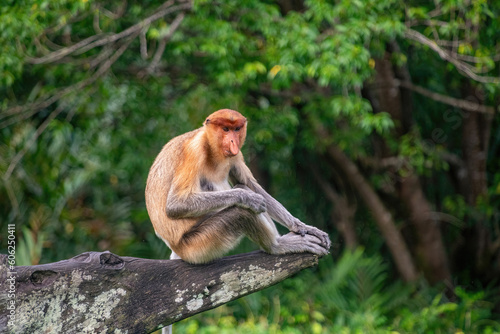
[302,234,329,256]
[296,228,307,237]
[236,190,267,214]
[292,224,330,250]
[249,196,267,213]
[304,227,331,250]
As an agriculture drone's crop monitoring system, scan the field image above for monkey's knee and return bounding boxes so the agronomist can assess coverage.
[226,208,278,253]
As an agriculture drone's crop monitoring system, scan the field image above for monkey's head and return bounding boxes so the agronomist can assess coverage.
[204,109,247,158]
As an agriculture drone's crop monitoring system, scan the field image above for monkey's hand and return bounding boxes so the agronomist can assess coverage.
[292,221,331,251]
[234,188,267,214]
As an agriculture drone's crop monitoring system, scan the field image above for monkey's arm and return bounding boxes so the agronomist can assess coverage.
[230,163,331,249]
[166,187,266,219]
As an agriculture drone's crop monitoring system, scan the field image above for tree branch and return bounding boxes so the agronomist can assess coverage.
[0,251,319,333]
[147,12,186,74]
[26,0,191,64]
[1,33,138,128]
[404,29,500,84]
[3,104,64,181]
[396,80,496,114]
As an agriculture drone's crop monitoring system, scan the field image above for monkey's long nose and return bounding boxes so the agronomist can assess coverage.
[229,140,239,156]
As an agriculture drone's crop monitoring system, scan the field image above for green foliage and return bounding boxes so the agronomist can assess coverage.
[443,195,468,221]
[0,0,93,87]
[15,226,45,266]
[397,130,450,177]
[1,0,500,331]
[171,250,500,333]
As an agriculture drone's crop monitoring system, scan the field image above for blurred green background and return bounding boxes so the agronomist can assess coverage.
[1,0,500,333]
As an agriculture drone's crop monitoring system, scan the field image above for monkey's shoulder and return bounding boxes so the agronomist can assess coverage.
[165,128,203,150]
[155,129,203,164]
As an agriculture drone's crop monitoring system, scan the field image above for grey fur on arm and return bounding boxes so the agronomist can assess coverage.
[166,188,266,219]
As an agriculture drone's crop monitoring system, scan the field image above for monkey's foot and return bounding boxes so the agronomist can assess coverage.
[272,233,329,257]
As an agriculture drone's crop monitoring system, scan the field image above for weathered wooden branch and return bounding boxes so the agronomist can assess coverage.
[0,251,319,333]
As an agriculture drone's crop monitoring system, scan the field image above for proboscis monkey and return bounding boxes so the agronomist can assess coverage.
[145,109,331,265]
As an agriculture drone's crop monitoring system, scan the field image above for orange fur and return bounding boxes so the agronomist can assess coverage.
[173,131,205,197]
[146,110,248,255]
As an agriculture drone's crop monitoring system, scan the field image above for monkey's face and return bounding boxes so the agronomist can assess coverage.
[205,109,247,158]
[220,124,246,157]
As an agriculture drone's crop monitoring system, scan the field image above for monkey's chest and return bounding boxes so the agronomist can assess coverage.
[199,177,231,192]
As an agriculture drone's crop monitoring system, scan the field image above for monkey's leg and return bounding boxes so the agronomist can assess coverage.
[175,206,279,264]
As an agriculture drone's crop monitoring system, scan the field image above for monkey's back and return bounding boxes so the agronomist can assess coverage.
[145,128,203,248]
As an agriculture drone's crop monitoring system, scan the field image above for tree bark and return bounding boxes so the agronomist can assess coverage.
[0,251,319,334]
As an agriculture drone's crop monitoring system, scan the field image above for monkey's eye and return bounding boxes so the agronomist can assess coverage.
[223,127,229,132]
[235,127,241,132]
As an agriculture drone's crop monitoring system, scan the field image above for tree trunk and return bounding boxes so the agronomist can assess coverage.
[364,50,452,285]
[0,251,319,333]
[461,96,491,205]
[319,138,418,282]
[460,83,494,277]
[399,175,451,284]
